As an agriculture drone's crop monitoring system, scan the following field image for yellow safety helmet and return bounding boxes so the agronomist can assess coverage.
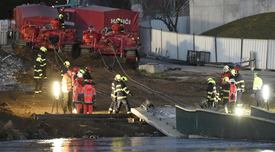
[223,77,229,83]
[122,76,128,82]
[36,57,42,62]
[207,78,215,84]
[40,46,47,53]
[116,18,121,22]
[59,14,63,18]
[231,69,237,75]
[79,69,85,74]
[115,74,121,80]
[64,61,70,66]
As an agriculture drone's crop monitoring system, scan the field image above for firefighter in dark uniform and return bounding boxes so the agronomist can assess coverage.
[108,75,118,114]
[220,77,230,113]
[231,69,245,107]
[206,78,217,108]
[38,46,47,80]
[61,61,70,78]
[58,14,65,29]
[34,46,47,94]
[34,57,43,94]
[83,66,93,84]
[116,18,124,32]
[115,75,133,114]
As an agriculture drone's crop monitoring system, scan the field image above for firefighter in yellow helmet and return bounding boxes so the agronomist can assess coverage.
[58,14,65,29]
[114,74,133,114]
[34,57,43,94]
[62,70,73,113]
[206,78,217,108]
[231,69,245,107]
[116,18,124,32]
[108,74,120,114]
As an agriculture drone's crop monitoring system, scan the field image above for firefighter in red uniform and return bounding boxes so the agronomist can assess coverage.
[229,78,237,113]
[82,80,96,114]
[71,67,79,87]
[115,75,133,114]
[73,76,84,114]
[221,65,231,84]
[62,70,72,113]
[220,77,230,113]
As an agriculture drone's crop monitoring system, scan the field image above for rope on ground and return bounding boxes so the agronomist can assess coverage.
[46,36,64,67]
[110,46,183,106]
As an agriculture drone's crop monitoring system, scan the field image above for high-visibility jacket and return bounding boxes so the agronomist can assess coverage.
[115,81,131,100]
[229,84,237,102]
[221,83,230,100]
[233,73,245,92]
[34,62,42,79]
[207,83,216,102]
[71,73,77,87]
[221,72,231,84]
[73,78,84,103]
[253,77,263,90]
[62,73,72,92]
[111,81,118,100]
[82,84,96,104]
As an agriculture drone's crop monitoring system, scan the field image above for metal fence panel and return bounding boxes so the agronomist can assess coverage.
[0,32,7,45]
[267,40,275,70]
[176,106,197,134]
[176,105,275,140]
[194,35,215,62]
[250,105,275,121]
[216,37,242,63]
[243,39,268,69]
[139,27,151,55]
[151,29,162,57]
[177,34,193,61]
[161,31,178,59]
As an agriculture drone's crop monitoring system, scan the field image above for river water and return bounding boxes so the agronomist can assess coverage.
[0,137,275,152]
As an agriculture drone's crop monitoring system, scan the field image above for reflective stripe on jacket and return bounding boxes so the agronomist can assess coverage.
[111,81,117,99]
[207,83,216,102]
[82,84,96,104]
[73,81,83,103]
[253,77,263,90]
[34,62,42,79]
[221,83,230,100]
[233,74,245,92]
[62,73,72,92]
[229,84,237,102]
[115,81,131,100]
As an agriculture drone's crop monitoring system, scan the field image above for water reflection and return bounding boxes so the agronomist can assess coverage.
[0,137,274,152]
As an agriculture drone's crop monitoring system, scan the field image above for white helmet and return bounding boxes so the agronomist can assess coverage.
[229,79,235,83]
[224,65,229,70]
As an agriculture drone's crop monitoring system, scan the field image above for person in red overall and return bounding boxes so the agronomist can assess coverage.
[228,79,237,113]
[73,76,84,114]
[221,65,231,84]
[82,80,96,114]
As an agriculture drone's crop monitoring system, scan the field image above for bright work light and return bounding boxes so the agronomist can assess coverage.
[235,107,243,116]
[262,85,269,100]
[54,82,60,99]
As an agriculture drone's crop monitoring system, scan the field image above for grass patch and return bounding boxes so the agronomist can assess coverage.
[201,12,275,39]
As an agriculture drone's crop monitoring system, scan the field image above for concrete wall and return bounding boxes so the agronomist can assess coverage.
[190,0,275,34]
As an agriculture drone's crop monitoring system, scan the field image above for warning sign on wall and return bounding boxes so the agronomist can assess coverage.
[0,20,8,32]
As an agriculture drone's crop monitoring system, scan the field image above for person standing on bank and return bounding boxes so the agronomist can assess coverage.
[253,72,263,107]
[115,75,133,114]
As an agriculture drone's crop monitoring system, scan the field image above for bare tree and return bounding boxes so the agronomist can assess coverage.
[143,0,189,33]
